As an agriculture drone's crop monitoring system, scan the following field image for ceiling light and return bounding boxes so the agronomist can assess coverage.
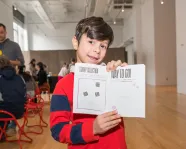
[121,5,124,12]
[113,21,116,24]
[160,0,164,4]
[14,6,17,10]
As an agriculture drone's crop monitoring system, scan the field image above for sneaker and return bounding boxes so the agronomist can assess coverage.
[6,128,16,137]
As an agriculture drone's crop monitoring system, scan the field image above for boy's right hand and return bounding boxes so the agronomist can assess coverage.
[93,110,121,135]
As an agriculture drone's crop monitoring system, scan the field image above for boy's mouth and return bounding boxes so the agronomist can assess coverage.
[87,55,99,61]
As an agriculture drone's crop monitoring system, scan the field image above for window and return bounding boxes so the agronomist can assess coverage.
[13,21,28,51]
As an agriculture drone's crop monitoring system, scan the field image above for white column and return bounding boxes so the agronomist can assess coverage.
[175,0,186,94]
[0,1,13,40]
[153,0,177,85]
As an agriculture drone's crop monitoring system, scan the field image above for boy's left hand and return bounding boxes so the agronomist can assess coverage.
[106,60,128,72]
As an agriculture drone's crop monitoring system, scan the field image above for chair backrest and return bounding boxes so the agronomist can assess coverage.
[0,110,16,121]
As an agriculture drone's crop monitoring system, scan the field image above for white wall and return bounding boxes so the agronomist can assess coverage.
[140,0,156,85]
[126,44,134,65]
[123,11,135,42]
[28,23,75,50]
[123,0,176,86]
[154,0,176,85]
[28,23,123,50]
[122,0,156,85]
[176,0,186,94]
[0,0,13,40]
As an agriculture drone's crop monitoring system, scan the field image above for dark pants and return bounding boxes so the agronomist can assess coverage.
[0,103,24,140]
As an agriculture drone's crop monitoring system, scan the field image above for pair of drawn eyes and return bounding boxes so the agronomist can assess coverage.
[83,92,100,97]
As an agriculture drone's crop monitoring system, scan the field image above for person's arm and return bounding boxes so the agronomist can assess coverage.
[50,80,99,144]
[10,59,21,66]
[14,43,25,65]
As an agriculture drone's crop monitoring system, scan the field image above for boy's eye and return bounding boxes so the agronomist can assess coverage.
[88,41,94,44]
[100,45,107,49]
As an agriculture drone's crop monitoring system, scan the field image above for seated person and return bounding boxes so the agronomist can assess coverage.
[36,62,49,92]
[18,65,36,98]
[58,62,68,81]
[0,56,26,140]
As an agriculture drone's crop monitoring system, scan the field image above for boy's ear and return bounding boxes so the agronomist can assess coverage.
[72,36,78,50]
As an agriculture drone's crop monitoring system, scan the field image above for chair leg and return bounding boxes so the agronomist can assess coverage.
[3,119,32,149]
[0,122,8,140]
[39,109,48,127]
[25,108,47,134]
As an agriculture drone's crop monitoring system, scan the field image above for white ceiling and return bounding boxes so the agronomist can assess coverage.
[11,0,133,28]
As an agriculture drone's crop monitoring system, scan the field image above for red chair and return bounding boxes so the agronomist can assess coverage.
[0,110,32,149]
[24,95,48,134]
[39,83,50,103]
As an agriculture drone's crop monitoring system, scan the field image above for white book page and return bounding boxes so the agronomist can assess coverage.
[73,63,107,115]
[105,64,145,118]
[73,63,146,118]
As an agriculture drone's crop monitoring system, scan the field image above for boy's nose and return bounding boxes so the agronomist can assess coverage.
[93,46,101,53]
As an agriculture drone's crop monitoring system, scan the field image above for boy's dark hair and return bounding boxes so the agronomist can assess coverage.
[75,16,114,47]
[0,56,10,69]
[0,23,6,30]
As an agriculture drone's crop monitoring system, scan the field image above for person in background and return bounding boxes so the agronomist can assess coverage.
[43,64,48,74]
[18,65,36,98]
[0,23,24,66]
[36,62,49,90]
[68,58,76,72]
[58,62,68,77]
[29,58,37,79]
[0,56,26,140]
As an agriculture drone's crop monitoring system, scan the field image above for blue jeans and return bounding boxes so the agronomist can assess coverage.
[7,121,16,129]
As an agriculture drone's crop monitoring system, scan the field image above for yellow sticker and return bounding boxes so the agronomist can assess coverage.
[0,50,2,56]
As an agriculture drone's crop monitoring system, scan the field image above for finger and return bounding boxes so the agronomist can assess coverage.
[105,122,120,131]
[102,110,118,118]
[106,62,111,72]
[106,61,115,71]
[103,114,121,123]
[121,62,128,67]
[109,60,116,71]
[104,118,121,128]
[113,60,122,68]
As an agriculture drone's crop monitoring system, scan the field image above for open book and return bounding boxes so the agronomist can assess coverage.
[73,63,145,118]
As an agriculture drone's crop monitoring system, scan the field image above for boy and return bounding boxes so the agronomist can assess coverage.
[50,16,127,149]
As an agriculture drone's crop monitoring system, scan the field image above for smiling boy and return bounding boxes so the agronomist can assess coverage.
[50,16,127,149]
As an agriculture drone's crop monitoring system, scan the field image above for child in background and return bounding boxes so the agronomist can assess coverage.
[50,17,127,149]
[58,62,68,81]
[68,58,76,73]
[18,65,36,98]
[0,56,26,139]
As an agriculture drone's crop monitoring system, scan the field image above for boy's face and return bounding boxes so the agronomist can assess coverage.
[72,34,109,64]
